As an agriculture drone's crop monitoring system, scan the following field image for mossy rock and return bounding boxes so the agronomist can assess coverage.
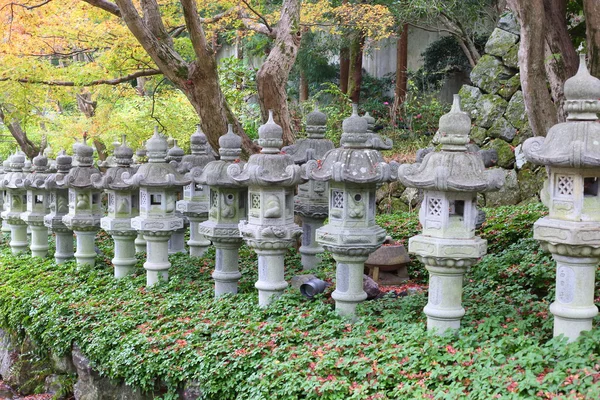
[497,73,521,100]
[488,117,517,142]
[502,43,519,69]
[485,28,519,58]
[487,139,515,169]
[518,166,545,202]
[377,197,409,214]
[505,91,527,130]
[485,169,521,206]
[470,126,489,146]
[474,94,508,128]
[458,85,482,118]
[498,11,520,35]
[470,55,515,95]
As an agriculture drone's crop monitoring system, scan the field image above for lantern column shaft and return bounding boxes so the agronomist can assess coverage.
[255,249,289,307]
[113,234,137,278]
[29,225,49,258]
[9,223,28,255]
[54,230,74,264]
[74,230,97,267]
[188,217,211,257]
[213,240,243,297]
[549,254,599,342]
[134,233,146,253]
[423,264,468,334]
[168,228,187,254]
[331,254,369,318]
[144,234,171,286]
[300,216,325,270]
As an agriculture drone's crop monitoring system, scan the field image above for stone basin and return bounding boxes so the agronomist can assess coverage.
[364,242,410,284]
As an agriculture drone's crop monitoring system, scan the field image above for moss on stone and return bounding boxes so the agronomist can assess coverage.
[474,94,508,128]
[487,138,515,169]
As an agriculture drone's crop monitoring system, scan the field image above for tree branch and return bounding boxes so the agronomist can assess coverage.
[140,0,172,46]
[81,0,120,17]
[0,68,162,86]
[180,0,211,59]
[240,0,272,33]
[0,0,51,12]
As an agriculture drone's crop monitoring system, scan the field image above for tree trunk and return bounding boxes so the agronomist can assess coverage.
[135,77,147,96]
[93,138,108,161]
[347,33,365,104]
[584,0,600,78]
[76,91,97,118]
[299,70,309,102]
[543,0,577,122]
[507,0,557,137]
[256,0,302,146]
[339,46,350,94]
[0,106,40,159]
[392,23,408,125]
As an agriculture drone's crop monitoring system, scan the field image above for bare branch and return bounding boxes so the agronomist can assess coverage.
[240,0,272,33]
[81,0,120,17]
[141,0,172,46]
[0,68,162,86]
[0,0,51,12]
[180,0,211,58]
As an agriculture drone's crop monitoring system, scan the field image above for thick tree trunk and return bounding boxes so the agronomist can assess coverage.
[584,0,600,78]
[299,70,309,101]
[0,106,40,159]
[256,0,302,146]
[347,33,365,104]
[392,24,408,124]
[508,0,557,137]
[339,46,350,94]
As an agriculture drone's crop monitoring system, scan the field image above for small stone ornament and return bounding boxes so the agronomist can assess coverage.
[282,106,335,270]
[92,135,139,278]
[123,127,191,286]
[398,95,504,334]
[523,54,600,341]
[197,124,247,296]
[305,104,399,318]
[0,151,29,254]
[228,110,305,306]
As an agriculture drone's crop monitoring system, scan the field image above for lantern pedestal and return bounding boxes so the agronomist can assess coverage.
[112,233,138,278]
[143,232,171,286]
[54,229,74,264]
[74,230,97,267]
[255,248,290,307]
[212,239,243,297]
[188,216,211,257]
[29,225,49,258]
[299,216,325,270]
[1,220,9,234]
[135,233,146,253]
[8,222,27,255]
[330,253,369,318]
[168,228,187,254]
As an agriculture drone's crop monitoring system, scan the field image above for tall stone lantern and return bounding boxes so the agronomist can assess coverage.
[166,140,187,254]
[282,108,334,270]
[62,139,103,267]
[228,111,304,306]
[0,158,7,234]
[523,55,600,341]
[1,152,29,254]
[92,135,139,278]
[133,143,147,252]
[197,125,247,296]
[177,125,215,257]
[305,105,397,318]
[43,150,74,264]
[398,95,504,333]
[124,128,191,286]
[21,153,52,258]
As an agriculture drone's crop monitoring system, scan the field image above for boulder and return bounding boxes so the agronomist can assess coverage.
[474,94,508,128]
[488,117,517,142]
[485,169,521,206]
[470,55,515,95]
[400,187,421,208]
[498,11,520,36]
[505,91,527,130]
[470,126,488,146]
[518,166,546,201]
[485,28,519,58]
[503,43,519,69]
[363,275,382,300]
[478,149,499,168]
[487,139,515,169]
[458,85,483,117]
[498,73,521,100]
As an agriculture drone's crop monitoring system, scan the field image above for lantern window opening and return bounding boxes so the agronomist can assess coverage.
[150,194,162,205]
[332,190,344,209]
[556,175,575,197]
[211,190,219,208]
[583,177,599,197]
[108,194,115,208]
[21,194,27,204]
[450,200,465,217]
[427,197,443,217]
[225,193,235,204]
[92,193,100,204]
[251,193,260,210]
[286,192,294,215]
[34,194,44,204]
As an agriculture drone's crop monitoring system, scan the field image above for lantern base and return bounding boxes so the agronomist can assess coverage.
[29,225,49,258]
[330,254,369,320]
[212,240,243,297]
[134,233,146,253]
[112,233,137,278]
[299,216,325,270]
[143,233,172,287]
[188,216,211,258]
[255,249,289,307]
[9,223,28,255]
[54,230,74,264]
[74,230,98,267]
[168,229,187,254]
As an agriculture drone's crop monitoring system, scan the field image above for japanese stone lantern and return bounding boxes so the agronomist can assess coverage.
[0,158,7,234]
[228,111,304,306]
[92,135,139,278]
[166,140,187,254]
[43,150,74,264]
[523,55,600,341]
[282,107,334,270]
[62,139,103,267]
[304,105,397,318]
[197,125,247,296]
[398,95,504,334]
[124,128,191,286]
[133,143,147,252]
[21,153,52,258]
[1,152,29,254]
[177,125,215,257]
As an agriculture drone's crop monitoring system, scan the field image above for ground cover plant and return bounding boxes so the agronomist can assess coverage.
[0,202,599,399]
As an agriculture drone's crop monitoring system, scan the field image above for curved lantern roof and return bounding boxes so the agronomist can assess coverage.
[282,107,335,164]
[63,138,101,190]
[197,125,246,187]
[23,153,52,189]
[92,135,138,191]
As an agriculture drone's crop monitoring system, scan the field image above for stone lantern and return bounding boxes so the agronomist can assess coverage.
[228,111,304,306]
[124,128,191,286]
[197,125,247,296]
[305,105,397,318]
[21,153,52,258]
[62,139,103,267]
[133,143,147,252]
[177,125,216,257]
[398,95,504,334]
[0,158,7,234]
[92,135,139,278]
[1,152,29,254]
[523,55,600,341]
[166,140,187,254]
[282,108,334,270]
[43,150,75,264]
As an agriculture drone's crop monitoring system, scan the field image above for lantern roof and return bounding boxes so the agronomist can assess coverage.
[282,107,334,164]
[23,153,52,189]
[64,138,101,189]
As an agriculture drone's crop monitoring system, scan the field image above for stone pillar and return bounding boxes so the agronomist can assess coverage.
[143,233,170,286]
[255,249,289,307]
[54,229,74,264]
[74,230,97,267]
[299,217,324,270]
[134,233,146,253]
[8,222,27,255]
[330,253,369,317]
[168,228,187,254]
[188,217,211,257]
[29,225,49,258]
[112,233,137,278]
[212,240,243,297]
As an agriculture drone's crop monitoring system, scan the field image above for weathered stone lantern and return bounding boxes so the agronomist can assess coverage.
[305,106,397,318]
[0,158,8,234]
[282,108,334,270]
[166,140,187,254]
[197,125,247,296]
[523,55,600,341]
[398,95,504,334]
[62,139,103,267]
[43,150,74,264]
[1,152,29,254]
[21,153,52,258]
[124,128,191,286]
[177,125,215,257]
[92,135,139,278]
[133,143,147,253]
[228,111,304,306]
